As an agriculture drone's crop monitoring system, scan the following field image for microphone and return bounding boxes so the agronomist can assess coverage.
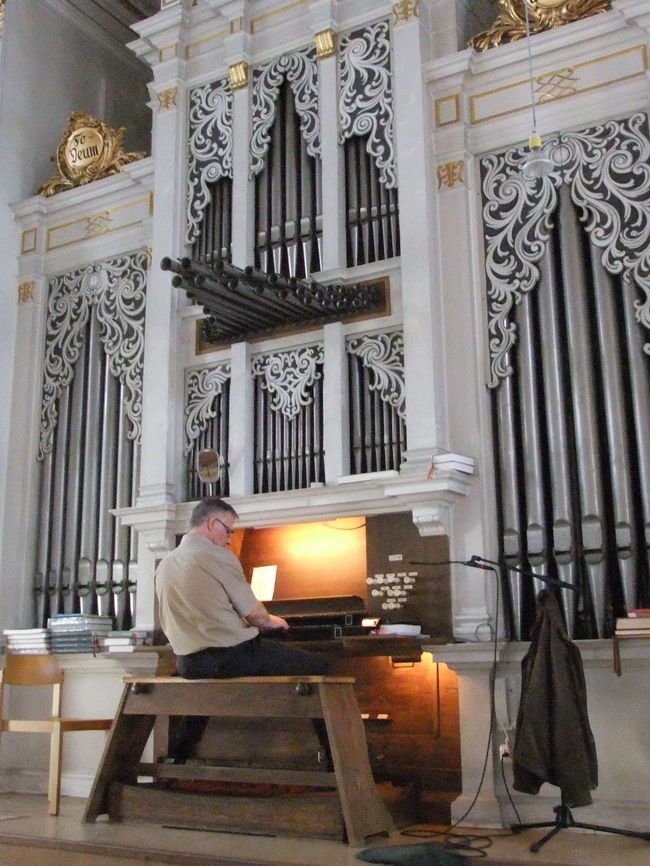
[409,558,496,571]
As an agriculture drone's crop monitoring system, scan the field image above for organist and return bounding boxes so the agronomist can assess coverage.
[154,496,329,759]
[155,496,329,680]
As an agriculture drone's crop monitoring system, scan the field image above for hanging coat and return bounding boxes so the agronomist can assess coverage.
[512,590,598,808]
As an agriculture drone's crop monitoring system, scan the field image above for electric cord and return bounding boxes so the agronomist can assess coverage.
[500,749,522,824]
[400,562,511,855]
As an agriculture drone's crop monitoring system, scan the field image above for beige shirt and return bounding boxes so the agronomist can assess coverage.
[155,533,259,655]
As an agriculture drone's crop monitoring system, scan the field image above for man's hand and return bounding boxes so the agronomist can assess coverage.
[245,601,290,632]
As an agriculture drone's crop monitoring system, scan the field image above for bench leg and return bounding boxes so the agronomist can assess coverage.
[319,683,395,845]
[83,684,155,823]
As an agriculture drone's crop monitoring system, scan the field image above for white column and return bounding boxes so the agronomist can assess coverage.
[0,243,48,633]
[428,642,509,828]
[137,82,187,509]
[392,10,448,471]
[222,3,254,269]
[228,341,254,496]
[230,83,255,268]
[310,7,345,273]
[323,322,349,481]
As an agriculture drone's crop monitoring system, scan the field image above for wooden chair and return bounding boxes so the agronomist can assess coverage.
[0,652,113,815]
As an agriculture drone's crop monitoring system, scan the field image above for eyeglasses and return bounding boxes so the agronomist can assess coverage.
[212,516,234,536]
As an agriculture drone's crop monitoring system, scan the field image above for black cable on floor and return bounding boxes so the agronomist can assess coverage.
[400,563,520,856]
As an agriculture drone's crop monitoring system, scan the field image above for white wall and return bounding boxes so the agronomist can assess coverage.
[0,0,151,632]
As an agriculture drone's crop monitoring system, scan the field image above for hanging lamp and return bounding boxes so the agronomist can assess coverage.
[521,1,555,180]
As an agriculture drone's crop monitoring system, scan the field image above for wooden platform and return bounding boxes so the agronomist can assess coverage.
[3,793,650,866]
[83,675,395,845]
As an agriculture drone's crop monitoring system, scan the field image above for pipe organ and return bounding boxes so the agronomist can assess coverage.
[182,330,406,499]
[6,0,650,835]
[480,113,650,640]
[34,251,148,629]
[253,78,322,278]
[339,20,400,268]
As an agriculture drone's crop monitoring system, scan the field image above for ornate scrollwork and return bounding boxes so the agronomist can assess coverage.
[339,19,397,189]
[251,345,324,419]
[184,363,232,454]
[346,332,406,418]
[249,47,320,178]
[469,0,611,51]
[38,112,145,197]
[39,250,148,458]
[480,112,650,387]
[186,78,233,244]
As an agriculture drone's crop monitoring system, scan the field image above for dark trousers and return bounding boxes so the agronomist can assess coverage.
[171,636,330,761]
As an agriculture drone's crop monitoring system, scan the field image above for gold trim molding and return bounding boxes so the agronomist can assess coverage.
[229,61,249,90]
[38,112,145,197]
[21,228,38,255]
[314,29,336,60]
[435,94,461,127]
[18,282,35,305]
[469,43,646,124]
[436,161,465,190]
[393,0,419,22]
[469,0,611,51]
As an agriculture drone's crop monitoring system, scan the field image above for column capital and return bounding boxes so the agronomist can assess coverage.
[314,28,336,59]
[392,0,420,25]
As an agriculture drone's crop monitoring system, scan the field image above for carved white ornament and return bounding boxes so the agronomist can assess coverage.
[249,46,320,178]
[339,19,397,189]
[346,332,406,419]
[39,250,148,459]
[251,345,324,419]
[481,112,650,387]
[184,363,232,454]
[186,78,233,244]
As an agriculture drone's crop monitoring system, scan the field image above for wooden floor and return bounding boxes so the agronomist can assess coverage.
[1,794,650,866]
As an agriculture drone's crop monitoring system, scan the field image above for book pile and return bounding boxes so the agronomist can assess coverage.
[3,627,51,654]
[48,613,114,654]
[96,629,150,653]
[615,609,650,637]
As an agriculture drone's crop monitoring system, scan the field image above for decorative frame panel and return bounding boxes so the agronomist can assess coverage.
[249,46,320,178]
[339,19,397,189]
[251,345,324,419]
[184,362,232,453]
[346,331,406,419]
[480,112,650,387]
[39,250,148,458]
[186,77,233,244]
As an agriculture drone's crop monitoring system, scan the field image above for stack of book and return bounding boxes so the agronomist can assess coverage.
[48,613,114,653]
[615,609,650,637]
[3,627,51,654]
[96,630,150,653]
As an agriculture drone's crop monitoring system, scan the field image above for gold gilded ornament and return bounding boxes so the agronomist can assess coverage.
[469,0,611,51]
[392,0,419,22]
[38,112,145,197]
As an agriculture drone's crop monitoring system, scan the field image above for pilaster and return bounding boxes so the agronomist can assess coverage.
[392,7,448,471]
[323,321,349,481]
[223,3,254,268]
[132,15,189,511]
[0,218,49,632]
[228,341,255,496]
[311,2,345,271]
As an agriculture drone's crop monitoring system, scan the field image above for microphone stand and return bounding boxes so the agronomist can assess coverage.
[413,556,650,852]
[474,559,650,852]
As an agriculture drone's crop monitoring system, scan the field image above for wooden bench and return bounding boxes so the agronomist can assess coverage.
[82,675,395,845]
